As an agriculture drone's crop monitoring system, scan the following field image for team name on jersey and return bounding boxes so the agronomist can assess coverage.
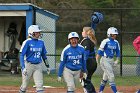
[30,48,42,52]
[68,55,82,59]
[108,45,116,49]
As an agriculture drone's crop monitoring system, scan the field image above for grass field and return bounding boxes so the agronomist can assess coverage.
[0,44,139,93]
[0,73,139,87]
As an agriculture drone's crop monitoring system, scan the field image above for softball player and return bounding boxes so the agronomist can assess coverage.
[58,32,87,93]
[80,27,97,92]
[96,27,120,93]
[19,25,50,93]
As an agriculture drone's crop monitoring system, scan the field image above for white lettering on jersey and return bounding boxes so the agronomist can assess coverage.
[108,45,116,49]
[68,55,82,59]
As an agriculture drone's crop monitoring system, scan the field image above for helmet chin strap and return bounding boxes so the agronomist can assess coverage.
[110,34,114,37]
[107,34,114,37]
[30,33,43,39]
[39,34,43,38]
[109,34,117,40]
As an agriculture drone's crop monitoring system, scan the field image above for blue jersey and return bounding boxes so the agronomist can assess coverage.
[58,44,87,77]
[20,38,47,70]
[97,38,120,58]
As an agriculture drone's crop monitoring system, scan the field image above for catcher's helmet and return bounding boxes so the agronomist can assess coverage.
[28,25,42,37]
[68,32,79,40]
[91,12,103,24]
[107,27,118,37]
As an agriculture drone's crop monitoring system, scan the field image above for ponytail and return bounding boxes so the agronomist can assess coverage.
[83,27,97,45]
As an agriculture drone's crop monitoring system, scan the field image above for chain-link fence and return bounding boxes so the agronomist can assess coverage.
[0,8,139,93]
[43,8,140,77]
[0,8,140,77]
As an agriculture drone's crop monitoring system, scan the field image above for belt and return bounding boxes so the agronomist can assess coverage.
[66,67,80,71]
[70,69,80,71]
[28,62,40,64]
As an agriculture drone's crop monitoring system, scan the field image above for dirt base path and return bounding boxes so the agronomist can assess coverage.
[0,86,139,93]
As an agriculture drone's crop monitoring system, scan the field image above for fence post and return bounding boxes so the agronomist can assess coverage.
[120,9,123,76]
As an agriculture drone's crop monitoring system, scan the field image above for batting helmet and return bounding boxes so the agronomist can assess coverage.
[107,27,118,37]
[91,12,103,24]
[68,32,79,40]
[28,25,42,37]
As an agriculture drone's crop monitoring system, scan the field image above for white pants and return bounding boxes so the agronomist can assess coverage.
[63,67,81,92]
[20,62,44,93]
[100,57,115,82]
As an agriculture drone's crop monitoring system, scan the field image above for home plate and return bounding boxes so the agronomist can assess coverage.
[33,85,55,88]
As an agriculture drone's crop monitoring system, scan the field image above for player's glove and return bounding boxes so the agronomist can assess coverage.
[46,67,50,75]
[83,73,87,79]
[113,58,119,67]
[43,59,51,75]
[22,68,28,76]
[79,72,87,88]
[57,77,62,82]
[113,60,118,67]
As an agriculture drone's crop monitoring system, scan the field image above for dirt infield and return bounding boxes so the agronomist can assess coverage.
[0,86,139,93]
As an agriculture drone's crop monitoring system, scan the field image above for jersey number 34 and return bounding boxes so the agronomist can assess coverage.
[73,60,80,65]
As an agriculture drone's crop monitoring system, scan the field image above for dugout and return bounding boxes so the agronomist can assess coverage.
[0,3,59,73]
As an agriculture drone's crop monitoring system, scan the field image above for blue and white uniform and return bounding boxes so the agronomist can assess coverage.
[97,37,120,93]
[20,38,47,69]
[58,44,86,92]
[19,38,47,93]
[98,37,120,58]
